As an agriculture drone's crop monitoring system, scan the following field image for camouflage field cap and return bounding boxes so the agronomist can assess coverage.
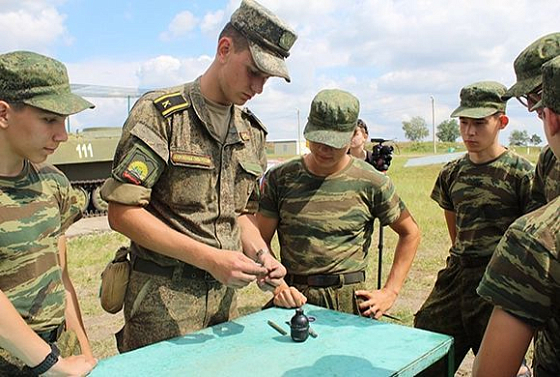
[303,89,360,149]
[450,81,507,119]
[230,0,297,82]
[0,51,94,115]
[503,32,560,100]
[531,55,560,114]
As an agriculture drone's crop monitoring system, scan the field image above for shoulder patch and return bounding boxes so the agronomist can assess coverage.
[153,92,190,117]
[242,107,267,133]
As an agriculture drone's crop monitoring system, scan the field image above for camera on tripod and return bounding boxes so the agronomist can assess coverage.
[370,138,394,172]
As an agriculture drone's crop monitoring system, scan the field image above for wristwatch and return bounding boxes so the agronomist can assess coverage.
[29,343,60,375]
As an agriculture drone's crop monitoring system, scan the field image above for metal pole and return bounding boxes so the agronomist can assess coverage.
[377,224,384,290]
[296,108,301,155]
[430,96,436,154]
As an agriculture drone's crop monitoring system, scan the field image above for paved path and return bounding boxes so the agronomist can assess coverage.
[67,216,111,238]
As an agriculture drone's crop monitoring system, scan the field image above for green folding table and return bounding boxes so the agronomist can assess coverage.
[90,304,454,376]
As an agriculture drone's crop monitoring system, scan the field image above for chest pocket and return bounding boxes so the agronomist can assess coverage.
[234,157,264,212]
[163,148,216,208]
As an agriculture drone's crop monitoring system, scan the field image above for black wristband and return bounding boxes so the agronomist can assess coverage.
[29,343,60,376]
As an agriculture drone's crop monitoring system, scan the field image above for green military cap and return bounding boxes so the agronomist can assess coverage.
[503,32,560,100]
[230,0,297,82]
[531,55,560,114]
[450,81,507,119]
[0,51,94,115]
[303,89,360,149]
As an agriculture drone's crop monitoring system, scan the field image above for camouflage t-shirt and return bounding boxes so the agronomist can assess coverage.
[529,146,560,211]
[431,150,534,257]
[101,78,267,266]
[0,161,81,332]
[477,196,560,375]
[259,157,405,275]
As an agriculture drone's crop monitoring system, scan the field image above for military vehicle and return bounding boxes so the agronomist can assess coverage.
[48,127,122,215]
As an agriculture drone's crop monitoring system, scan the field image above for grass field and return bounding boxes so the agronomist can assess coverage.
[66,144,540,374]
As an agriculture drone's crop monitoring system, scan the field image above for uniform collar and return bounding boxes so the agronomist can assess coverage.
[188,77,246,145]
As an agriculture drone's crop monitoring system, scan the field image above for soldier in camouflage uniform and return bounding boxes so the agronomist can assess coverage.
[257,89,421,318]
[100,0,297,352]
[413,81,535,375]
[502,32,560,209]
[474,56,560,377]
[0,51,96,375]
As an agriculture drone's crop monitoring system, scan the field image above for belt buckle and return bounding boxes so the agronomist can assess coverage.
[336,274,345,288]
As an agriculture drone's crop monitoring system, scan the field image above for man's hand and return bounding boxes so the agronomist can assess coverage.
[206,250,269,288]
[272,283,307,308]
[354,288,398,319]
[44,354,97,377]
[255,251,287,291]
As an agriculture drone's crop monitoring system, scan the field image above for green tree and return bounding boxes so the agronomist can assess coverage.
[509,129,530,146]
[436,119,460,142]
[402,116,429,142]
[529,133,542,146]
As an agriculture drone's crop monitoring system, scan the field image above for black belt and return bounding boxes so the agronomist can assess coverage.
[36,321,65,343]
[286,271,365,288]
[449,254,492,268]
[132,257,217,282]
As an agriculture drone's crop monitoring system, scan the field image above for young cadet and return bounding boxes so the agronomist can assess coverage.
[0,51,96,376]
[348,119,375,165]
[100,0,297,352]
[474,55,560,377]
[257,89,420,318]
[413,81,534,375]
[502,32,560,209]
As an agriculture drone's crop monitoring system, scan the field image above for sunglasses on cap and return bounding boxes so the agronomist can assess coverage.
[516,85,543,109]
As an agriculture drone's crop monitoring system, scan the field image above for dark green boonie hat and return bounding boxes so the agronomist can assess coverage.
[0,51,94,115]
[531,55,560,114]
[450,81,507,119]
[230,0,297,82]
[303,89,360,149]
[503,32,560,100]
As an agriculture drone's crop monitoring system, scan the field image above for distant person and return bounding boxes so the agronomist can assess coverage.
[348,119,376,166]
[413,81,534,376]
[502,32,560,209]
[0,51,96,376]
[474,55,560,377]
[257,89,420,317]
[100,0,296,352]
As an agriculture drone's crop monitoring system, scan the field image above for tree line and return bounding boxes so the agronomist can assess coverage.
[401,116,542,147]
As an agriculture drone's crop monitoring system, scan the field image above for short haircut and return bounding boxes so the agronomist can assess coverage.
[357,119,368,134]
[219,22,249,53]
[7,101,26,111]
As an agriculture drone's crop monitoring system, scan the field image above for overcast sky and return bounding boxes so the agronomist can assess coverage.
[2,0,559,144]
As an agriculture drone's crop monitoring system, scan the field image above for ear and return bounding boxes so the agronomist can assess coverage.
[498,114,509,129]
[544,108,560,136]
[0,101,9,129]
[216,37,233,62]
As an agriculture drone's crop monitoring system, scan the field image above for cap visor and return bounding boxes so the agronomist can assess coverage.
[450,107,501,119]
[249,42,291,82]
[24,92,95,115]
[503,76,542,100]
[303,122,353,149]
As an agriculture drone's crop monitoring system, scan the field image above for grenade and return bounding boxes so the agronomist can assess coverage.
[290,308,309,342]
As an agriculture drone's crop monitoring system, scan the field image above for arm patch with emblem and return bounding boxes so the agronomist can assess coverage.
[153,92,190,117]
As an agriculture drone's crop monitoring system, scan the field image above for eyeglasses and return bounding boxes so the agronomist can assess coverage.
[516,85,543,109]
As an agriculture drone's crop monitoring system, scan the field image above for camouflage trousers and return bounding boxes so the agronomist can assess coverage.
[413,256,493,376]
[0,329,80,376]
[117,268,237,353]
[293,281,369,315]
